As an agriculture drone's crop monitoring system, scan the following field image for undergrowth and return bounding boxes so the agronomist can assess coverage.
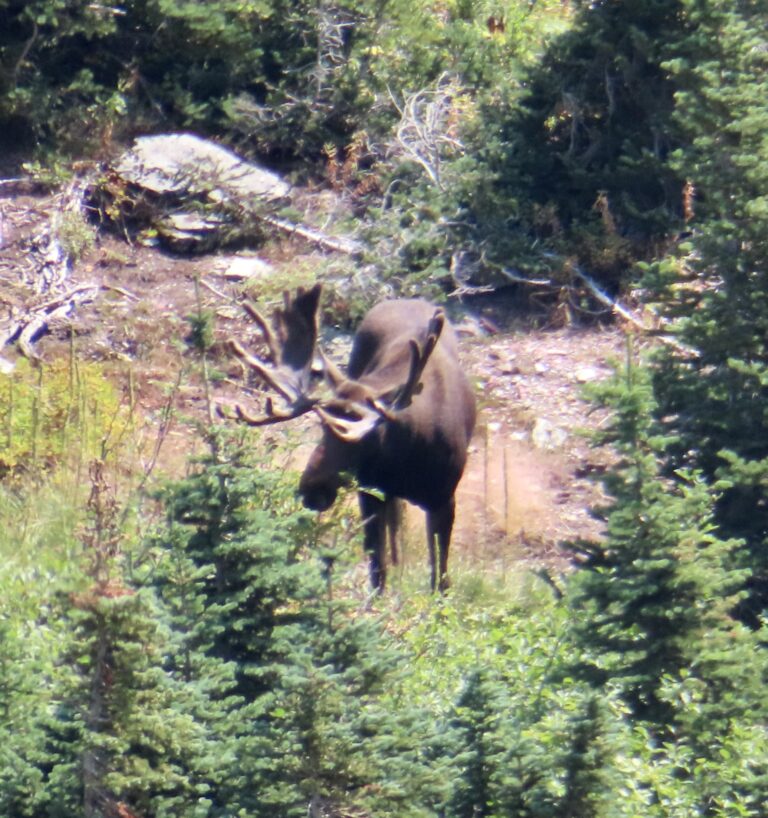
[0,356,130,478]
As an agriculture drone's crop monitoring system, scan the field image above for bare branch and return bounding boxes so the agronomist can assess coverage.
[392,74,465,190]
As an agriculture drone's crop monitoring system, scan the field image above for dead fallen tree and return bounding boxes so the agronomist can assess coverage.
[0,178,101,369]
[261,213,362,256]
[0,283,99,366]
[496,263,693,352]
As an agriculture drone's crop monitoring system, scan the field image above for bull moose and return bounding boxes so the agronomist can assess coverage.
[223,284,476,592]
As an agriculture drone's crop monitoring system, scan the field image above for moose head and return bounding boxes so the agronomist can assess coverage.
[222,284,476,592]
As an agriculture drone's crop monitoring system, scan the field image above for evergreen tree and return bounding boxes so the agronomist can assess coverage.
[0,618,50,817]
[567,355,764,738]
[647,0,768,623]
[154,438,439,818]
[40,461,210,818]
[444,668,617,817]
[556,695,614,818]
[476,0,690,287]
[446,669,506,818]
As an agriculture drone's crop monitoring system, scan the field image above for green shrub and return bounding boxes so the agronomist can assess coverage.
[0,357,129,478]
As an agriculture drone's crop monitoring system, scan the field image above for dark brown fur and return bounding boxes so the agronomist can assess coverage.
[299,300,476,592]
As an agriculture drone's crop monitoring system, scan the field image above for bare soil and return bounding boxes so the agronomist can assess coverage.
[0,188,627,581]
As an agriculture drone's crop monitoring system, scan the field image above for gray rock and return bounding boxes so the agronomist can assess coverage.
[114,133,290,202]
[217,255,275,280]
[155,211,229,252]
[104,133,290,251]
[531,417,568,450]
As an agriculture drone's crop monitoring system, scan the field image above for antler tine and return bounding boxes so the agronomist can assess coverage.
[317,348,346,389]
[242,301,281,362]
[315,403,382,442]
[226,338,300,403]
[392,308,444,410]
[217,395,318,427]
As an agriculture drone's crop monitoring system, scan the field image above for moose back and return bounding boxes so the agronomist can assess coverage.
[223,285,476,592]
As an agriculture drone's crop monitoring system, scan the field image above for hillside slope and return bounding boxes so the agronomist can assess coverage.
[0,186,627,584]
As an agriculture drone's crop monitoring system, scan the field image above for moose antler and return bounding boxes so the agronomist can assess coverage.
[222,293,445,438]
[391,308,444,410]
[315,400,383,442]
[317,308,445,441]
[221,284,322,426]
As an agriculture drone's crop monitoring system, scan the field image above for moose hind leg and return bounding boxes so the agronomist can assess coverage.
[426,497,456,592]
[384,496,402,567]
[359,491,387,592]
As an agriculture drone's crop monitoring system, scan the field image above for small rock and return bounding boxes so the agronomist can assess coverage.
[531,417,568,450]
[574,365,604,383]
[219,255,274,280]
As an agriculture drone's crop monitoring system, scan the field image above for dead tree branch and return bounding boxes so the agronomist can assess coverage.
[391,74,465,190]
[2,284,100,360]
[261,213,362,255]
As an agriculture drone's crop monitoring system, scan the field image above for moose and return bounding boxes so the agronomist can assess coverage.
[223,284,476,592]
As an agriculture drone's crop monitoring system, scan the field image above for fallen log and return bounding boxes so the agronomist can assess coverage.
[261,214,363,256]
[0,283,99,361]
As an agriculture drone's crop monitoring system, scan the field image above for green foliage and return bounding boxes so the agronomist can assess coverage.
[360,2,574,295]
[4,0,566,163]
[43,588,212,818]
[0,462,206,817]
[389,591,619,817]
[55,208,96,263]
[466,0,689,289]
[1,431,768,814]
[0,616,55,818]
[556,346,768,815]
[4,0,768,811]
[567,353,764,732]
[0,0,122,151]
[149,436,440,817]
[0,357,129,478]
[353,0,699,295]
[31,463,211,818]
[642,0,768,623]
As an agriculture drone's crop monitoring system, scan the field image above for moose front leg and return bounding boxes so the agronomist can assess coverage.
[359,491,387,592]
[426,497,455,592]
